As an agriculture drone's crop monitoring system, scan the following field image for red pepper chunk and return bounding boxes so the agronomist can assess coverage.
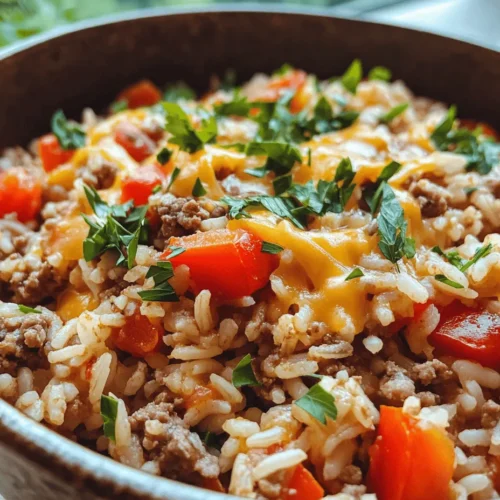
[117,80,162,109]
[38,134,75,172]
[283,464,324,500]
[429,302,500,369]
[162,229,279,300]
[113,313,162,357]
[114,122,156,162]
[121,164,166,205]
[0,168,42,222]
[368,406,454,500]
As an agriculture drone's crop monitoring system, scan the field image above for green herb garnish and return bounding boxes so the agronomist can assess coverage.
[100,395,118,442]
[261,241,284,254]
[138,261,179,302]
[460,243,493,272]
[81,185,148,269]
[164,245,186,259]
[341,59,362,94]
[295,383,337,425]
[157,147,173,165]
[368,66,392,82]
[232,354,260,388]
[244,141,302,179]
[192,177,207,197]
[434,274,464,289]
[162,102,217,153]
[363,161,402,214]
[51,109,86,150]
[167,166,180,191]
[380,103,409,124]
[18,305,42,314]
[345,268,364,281]
[163,82,196,102]
[432,243,493,272]
[110,100,128,113]
[214,93,253,117]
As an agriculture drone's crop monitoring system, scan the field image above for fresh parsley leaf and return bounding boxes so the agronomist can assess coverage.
[341,59,362,94]
[377,184,415,269]
[244,141,302,178]
[164,245,186,259]
[100,395,118,442]
[368,66,392,82]
[163,82,196,102]
[192,177,207,197]
[199,431,220,450]
[363,161,402,214]
[110,100,128,113]
[152,184,162,194]
[214,93,253,117]
[157,147,173,165]
[434,274,464,289]
[261,241,284,254]
[431,246,464,268]
[295,382,337,425]
[273,174,292,195]
[464,186,478,195]
[138,261,179,302]
[232,354,260,388]
[81,185,149,269]
[307,148,312,167]
[345,268,364,281]
[460,243,493,272]
[380,103,409,124]
[18,305,42,314]
[431,106,500,175]
[162,102,217,153]
[167,166,180,191]
[273,63,294,76]
[51,109,86,150]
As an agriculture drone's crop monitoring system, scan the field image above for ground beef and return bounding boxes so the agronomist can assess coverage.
[155,193,226,248]
[410,359,454,386]
[7,259,65,305]
[378,361,416,404]
[77,161,118,190]
[42,184,69,203]
[409,179,450,218]
[0,310,53,375]
[129,401,219,481]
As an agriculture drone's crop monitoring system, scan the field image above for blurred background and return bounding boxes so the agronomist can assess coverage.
[0,0,499,50]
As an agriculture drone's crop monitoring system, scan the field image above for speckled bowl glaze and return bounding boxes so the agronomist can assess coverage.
[1,7,500,499]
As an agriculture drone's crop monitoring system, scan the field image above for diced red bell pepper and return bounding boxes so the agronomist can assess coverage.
[368,406,454,500]
[429,301,500,369]
[38,134,76,172]
[114,122,156,162]
[117,80,162,109]
[162,229,279,300]
[0,167,42,222]
[121,164,166,205]
[113,313,162,357]
[283,464,324,500]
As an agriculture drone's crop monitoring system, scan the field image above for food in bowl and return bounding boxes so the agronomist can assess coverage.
[0,61,499,499]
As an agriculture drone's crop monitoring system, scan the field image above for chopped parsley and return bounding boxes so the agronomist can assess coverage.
[341,59,362,94]
[232,354,260,388]
[461,243,493,272]
[100,395,118,442]
[464,186,478,195]
[377,184,416,269]
[214,93,253,117]
[18,305,42,314]
[345,268,364,281]
[81,185,149,269]
[368,66,392,82]
[380,103,409,124]
[244,141,302,179]
[164,245,186,259]
[431,106,500,175]
[432,243,493,273]
[261,241,284,254]
[295,382,337,425]
[434,274,464,289]
[51,109,86,150]
[163,82,196,102]
[167,166,180,191]
[363,160,402,214]
[162,102,217,153]
[138,261,179,302]
[156,147,173,165]
[110,100,128,113]
[192,177,207,197]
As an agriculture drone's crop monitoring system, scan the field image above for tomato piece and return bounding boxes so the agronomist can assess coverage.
[38,134,75,172]
[117,80,162,109]
[460,119,499,140]
[162,229,279,300]
[259,70,307,103]
[121,164,166,205]
[368,406,454,500]
[0,167,42,222]
[203,478,225,493]
[113,314,162,357]
[283,464,324,500]
[114,122,156,162]
[185,385,220,409]
[388,301,431,335]
[429,302,500,369]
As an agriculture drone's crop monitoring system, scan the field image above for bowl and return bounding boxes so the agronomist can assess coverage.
[1,7,500,499]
